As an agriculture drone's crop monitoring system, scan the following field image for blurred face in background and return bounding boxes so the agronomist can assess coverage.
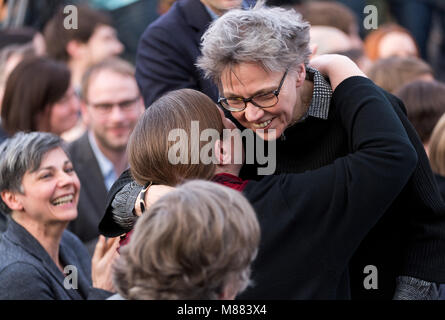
[48,86,80,136]
[378,31,418,59]
[82,69,144,152]
[85,25,124,65]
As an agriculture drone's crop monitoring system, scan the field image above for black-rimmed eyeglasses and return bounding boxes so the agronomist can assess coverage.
[218,69,289,112]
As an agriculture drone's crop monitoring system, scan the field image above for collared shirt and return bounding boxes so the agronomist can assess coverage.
[88,131,117,191]
[205,0,256,20]
[281,67,332,141]
[301,66,333,121]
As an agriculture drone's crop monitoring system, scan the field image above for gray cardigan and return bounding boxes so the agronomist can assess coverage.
[0,217,112,300]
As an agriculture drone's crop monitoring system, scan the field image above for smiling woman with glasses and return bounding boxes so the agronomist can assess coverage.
[218,69,288,112]
[197,1,445,300]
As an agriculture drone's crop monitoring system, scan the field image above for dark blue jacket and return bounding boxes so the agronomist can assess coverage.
[135,0,218,107]
[0,217,112,300]
[0,124,7,145]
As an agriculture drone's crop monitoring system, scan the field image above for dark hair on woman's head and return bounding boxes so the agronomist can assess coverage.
[1,56,70,135]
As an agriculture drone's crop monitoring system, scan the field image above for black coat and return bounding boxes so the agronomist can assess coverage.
[67,133,108,255]
[135,0,218,107]
[99,77,418,299]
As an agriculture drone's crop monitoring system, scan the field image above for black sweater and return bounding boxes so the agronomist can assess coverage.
[241,76,445,299]
[435,174,445,202]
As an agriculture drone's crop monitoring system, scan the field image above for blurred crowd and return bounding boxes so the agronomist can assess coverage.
[0,0,445,301]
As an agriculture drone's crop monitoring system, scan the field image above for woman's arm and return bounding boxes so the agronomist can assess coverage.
[270,76,417,264]
[99,169,174,238]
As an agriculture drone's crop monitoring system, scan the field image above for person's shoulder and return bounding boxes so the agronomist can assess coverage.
[331,76,375,98]
[0,261,54,300]
[66,132,89,156]
[0,260,43,278]
[243,176,285,198]
[0,244,45,287]
[0,231,40,268]
[146,0,188,31]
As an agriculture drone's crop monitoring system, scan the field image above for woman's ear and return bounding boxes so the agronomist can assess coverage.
[310,43,318,59]
[66,40,87,60]
[214,139,231,165]
[295,63,306,87]
[1,190,23,212]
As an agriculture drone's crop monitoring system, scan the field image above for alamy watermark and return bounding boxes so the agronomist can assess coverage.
[63,265,78,290]
[167,121,276,175]
[363,5,378,30]
[63,5,78,30]
[363,265,378,290]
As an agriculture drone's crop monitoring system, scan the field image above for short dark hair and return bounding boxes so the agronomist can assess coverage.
[1,56,70,135]
[395,80,445,143]
[43,5,112,62]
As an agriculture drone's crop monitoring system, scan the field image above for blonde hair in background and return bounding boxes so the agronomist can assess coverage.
[367,56,433,93]
[80,57,135,102]
[429,114,445,176]
[112,180,260,300]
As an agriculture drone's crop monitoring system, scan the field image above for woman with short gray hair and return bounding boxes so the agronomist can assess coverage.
[198,4,311,85]
[0,132,117,299]
[197,1,445,300]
